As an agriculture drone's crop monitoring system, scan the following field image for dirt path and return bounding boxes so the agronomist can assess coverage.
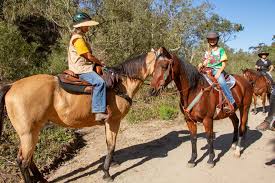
[48,111,274,183]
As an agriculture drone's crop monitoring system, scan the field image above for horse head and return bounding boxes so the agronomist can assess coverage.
[150,47,174,96]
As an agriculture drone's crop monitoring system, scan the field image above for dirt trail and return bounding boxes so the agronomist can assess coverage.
[48,111,274,183]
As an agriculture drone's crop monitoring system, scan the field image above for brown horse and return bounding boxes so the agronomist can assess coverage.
[0,49,160,183]
[242,68,270,114]
[150,47,253,168]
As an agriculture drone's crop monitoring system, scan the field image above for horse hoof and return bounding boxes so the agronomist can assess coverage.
[206,162,215,169]
[231,144,237,150]
[186,162,196,168]
[103,175,114,182]
[234,151,241,158]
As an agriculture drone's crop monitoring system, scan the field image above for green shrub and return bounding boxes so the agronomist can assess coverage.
[0,21,42,80]
[159,104,178,120]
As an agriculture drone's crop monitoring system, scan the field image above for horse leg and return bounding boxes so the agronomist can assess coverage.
[203,117,215,168]
[17,147,32,183]
[102,119,120,182]
[30,157,48,183]
[229,113,239,150]
[235,105,249,157]
[186,121,197,168]
[253,94,257,114]
[262,92,267,113]
[17,127,40,183]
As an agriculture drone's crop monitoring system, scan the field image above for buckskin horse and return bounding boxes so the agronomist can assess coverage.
[150,47,253,168]
[0,48,162,183]
[242,68,271,114]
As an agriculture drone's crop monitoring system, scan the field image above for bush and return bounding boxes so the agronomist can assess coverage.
[159,105,178,120]
[0,21,42,80]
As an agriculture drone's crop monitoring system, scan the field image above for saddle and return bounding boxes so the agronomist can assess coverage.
[200,67,236,113]
[58,70,93,94]
[57,66,119,94]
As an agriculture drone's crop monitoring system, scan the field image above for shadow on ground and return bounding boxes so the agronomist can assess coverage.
[50,128,262,182]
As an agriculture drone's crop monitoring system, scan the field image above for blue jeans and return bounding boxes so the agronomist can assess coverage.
[79,72,106,113]
[212,69,235,104]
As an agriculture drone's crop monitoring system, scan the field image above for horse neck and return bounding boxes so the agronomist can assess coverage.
[121,52,155,98]
[120,77,143,98]
[173,58,191,96]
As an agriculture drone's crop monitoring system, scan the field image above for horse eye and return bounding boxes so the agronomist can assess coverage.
[161,64,168,70]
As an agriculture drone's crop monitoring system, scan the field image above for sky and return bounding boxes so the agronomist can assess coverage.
[201,0,275,51]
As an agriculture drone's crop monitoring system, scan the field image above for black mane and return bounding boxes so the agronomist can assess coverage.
[178,57,206,89]
[109,54,147,80]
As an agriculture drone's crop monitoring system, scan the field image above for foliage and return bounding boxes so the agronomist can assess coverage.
[126,85,179,123]
[0,21,42,80]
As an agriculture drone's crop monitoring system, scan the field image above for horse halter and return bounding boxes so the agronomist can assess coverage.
[153,50,175,84]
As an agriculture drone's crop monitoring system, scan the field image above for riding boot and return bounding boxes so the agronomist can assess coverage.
[256,93,275,131]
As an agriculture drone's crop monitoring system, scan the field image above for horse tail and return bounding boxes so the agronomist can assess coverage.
[0,84,12,138]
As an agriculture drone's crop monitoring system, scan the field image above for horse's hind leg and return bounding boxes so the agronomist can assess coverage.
[30,157,48,183]
[102,119,120,181]
[235,105,249,157]
[17,147,32,183]
[16,124,42,183]
[203,117,215,168]
[186,120,197,168]
[229,113,239,150]
[253,94,257,114]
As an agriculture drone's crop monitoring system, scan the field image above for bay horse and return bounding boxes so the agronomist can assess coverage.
[0,49,160,183]
[150,47,253,168]
[242,68,270,114]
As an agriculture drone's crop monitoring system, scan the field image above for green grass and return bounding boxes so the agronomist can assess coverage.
[159,105,178,120]
[126,85,179,123]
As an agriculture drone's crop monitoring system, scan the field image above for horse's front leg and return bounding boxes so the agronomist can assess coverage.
[253,94,257,114]
[203,117,215,168]
[103,119,120,182]
[186,120,197,168]
[262,92,267,113]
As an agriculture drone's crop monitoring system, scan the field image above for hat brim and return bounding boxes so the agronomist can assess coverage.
[258,53,269,57]
[73,20,99,28]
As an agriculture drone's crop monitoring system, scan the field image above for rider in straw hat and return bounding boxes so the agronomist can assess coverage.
[67,12,108,122]
[255,51,275,131]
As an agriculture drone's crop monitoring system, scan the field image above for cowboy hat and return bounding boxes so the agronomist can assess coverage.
[258,51,269,57]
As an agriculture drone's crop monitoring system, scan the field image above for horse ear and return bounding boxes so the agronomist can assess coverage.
[151,48,156,52]
[157,47,172,59]
[161,47,172,59]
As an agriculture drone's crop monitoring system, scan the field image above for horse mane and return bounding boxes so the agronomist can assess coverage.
[101,54,147,88]
[174,56,206,89]
[243,68,260,76]
[108,54,147,80]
